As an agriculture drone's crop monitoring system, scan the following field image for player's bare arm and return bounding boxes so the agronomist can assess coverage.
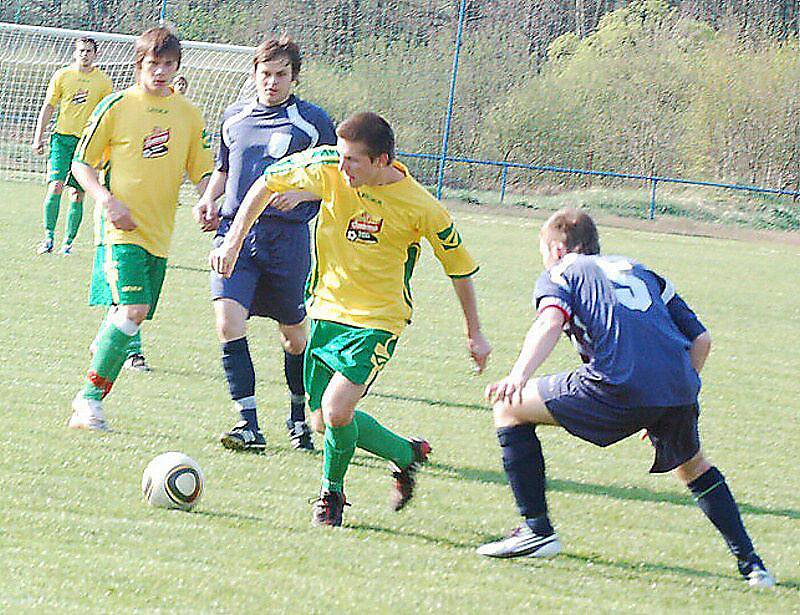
[31,103,55,154]
[208,176,272,277]
[450,276,492,373]
[193,169,226,232]
[485,307,565,406]
[70,160,136,231]
[689,330,711,373]
[267,190,320,211]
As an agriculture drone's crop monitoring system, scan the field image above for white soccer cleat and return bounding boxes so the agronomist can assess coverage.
[68,394,110,432]
[746,565,776,589]
[477,524,562,559]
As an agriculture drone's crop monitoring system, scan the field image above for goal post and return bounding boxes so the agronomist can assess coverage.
[0,21,255,183]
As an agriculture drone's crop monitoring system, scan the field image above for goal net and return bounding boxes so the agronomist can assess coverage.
[0,21,255,183]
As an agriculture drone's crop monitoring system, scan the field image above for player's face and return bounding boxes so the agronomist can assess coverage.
[337,139,385,188]
[174,77,188,94]
[254,58,294,106]
[139,53,180,96]
[73,42,97,69]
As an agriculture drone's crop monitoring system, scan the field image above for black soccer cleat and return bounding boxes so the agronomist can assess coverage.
[389,437,432,512]
[311,489,349,527]
[219,419,266,452]
[286,419,314,451]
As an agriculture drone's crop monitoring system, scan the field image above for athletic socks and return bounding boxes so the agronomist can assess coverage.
[221,337,258,430]
[497,424,549,520]
[81,312,138,401]
[63,200,83,245]
[354,410,414,468]
[322,420,358,493]
[687,466,756,562]
[93,310,142,358]
[284,350,306,423]
[44,191,60,237]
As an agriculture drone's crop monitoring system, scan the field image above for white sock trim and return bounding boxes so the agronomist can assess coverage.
[110,309,140,336]
[234,395,257,411]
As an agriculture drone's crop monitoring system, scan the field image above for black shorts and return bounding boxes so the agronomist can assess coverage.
[537,371,700,473]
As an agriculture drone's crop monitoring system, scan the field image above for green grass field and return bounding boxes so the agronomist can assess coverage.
[0,180,797,612]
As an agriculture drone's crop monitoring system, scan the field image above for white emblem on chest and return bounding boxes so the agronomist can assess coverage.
[268,132,292,159]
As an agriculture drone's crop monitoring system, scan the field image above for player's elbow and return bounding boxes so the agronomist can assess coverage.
[693,330,711,352]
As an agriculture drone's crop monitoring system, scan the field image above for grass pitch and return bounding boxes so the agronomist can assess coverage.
[0,180,797,612]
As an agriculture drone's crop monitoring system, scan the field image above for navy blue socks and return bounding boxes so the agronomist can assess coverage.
[284,350,306,424]
[222,337,258,430]
[497,424,551,530]
[688,466,755,562]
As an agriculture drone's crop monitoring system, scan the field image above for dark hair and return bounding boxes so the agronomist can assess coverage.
[541,208,600,255]
[75,36,98,53]
[336,112,395,161]
[134,27,181,71]
[253,36,301,81]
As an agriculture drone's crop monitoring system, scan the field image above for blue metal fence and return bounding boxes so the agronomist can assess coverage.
[402,152,800,219]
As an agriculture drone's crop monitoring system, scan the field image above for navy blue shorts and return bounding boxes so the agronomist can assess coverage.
[210,218,310,325]
[537,371,700,473]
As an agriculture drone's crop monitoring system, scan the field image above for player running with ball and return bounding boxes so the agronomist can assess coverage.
[478,208,775,589]
[210,112,491,526]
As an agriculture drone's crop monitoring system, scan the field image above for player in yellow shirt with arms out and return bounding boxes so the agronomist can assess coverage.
[209,112,492,526]
[68,27,213,431]
[32,36,112,255]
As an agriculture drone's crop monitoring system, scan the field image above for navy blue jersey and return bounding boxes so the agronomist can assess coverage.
[216,94,336,223]
[534,254,706,408]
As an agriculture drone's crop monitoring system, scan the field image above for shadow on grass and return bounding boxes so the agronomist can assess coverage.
[346,522,480,550]
[428,461,800,521]
[370,391,489,413]
[196,509,263,523]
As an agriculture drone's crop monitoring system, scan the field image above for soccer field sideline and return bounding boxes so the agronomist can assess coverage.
[0,180,798,611]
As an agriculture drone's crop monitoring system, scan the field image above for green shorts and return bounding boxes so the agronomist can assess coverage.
[48,132,82,189]
[89,243,167,320]
[304,319,398,412]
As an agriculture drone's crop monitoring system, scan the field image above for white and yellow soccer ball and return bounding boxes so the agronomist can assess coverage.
[141,452,204,511]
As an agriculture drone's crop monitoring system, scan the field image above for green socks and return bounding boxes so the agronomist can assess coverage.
[64,200,83,244]
[93,310,143,358]
[322,420,359,493]
[44,191,60,237]
[355,410,413,468]
[82,319,137,401]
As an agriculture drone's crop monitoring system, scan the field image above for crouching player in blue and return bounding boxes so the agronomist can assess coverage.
[478,208,775,588]
[193,37,336,452]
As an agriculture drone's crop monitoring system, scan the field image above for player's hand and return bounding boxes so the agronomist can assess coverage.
[104,196,137,231]
[468,330,492,374]
[209,241,240,278]
[485,372,527,406]
[267,190,314,212]
[32,139,44,155]
[193,199,219,232]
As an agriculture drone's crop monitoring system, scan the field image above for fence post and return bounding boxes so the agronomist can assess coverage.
[499,165,508,204]
[159,0,168,24]
[649,178,658,220]
[435,0,467,200]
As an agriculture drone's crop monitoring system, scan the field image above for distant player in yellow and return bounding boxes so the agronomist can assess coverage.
[68,27,213,431]
[210,112,492,526]
[31,36,112,255]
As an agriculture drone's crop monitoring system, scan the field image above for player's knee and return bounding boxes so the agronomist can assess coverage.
[122,305,149,325]
[281,336,305,355]
[492,400,523,428]
[215,315,245,342]
[308,410,326,434]
[49,181,63,194]
[68,188,84,203]
[320,392,354,428]
[675,449,710,484]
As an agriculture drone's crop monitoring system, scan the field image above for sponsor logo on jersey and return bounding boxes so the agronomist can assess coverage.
[345,211,383,244]
[147,107,169,114]
[71,89,89,105]
[357,190,383,206]
[143,127,170,159]
[201,128,211,149]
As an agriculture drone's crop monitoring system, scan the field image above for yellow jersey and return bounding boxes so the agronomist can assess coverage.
[75,85,213,257]
[45,66,113,137]
[264,147,478,335]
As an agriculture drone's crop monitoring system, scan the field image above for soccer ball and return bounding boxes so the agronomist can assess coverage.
[141,452,204,511]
